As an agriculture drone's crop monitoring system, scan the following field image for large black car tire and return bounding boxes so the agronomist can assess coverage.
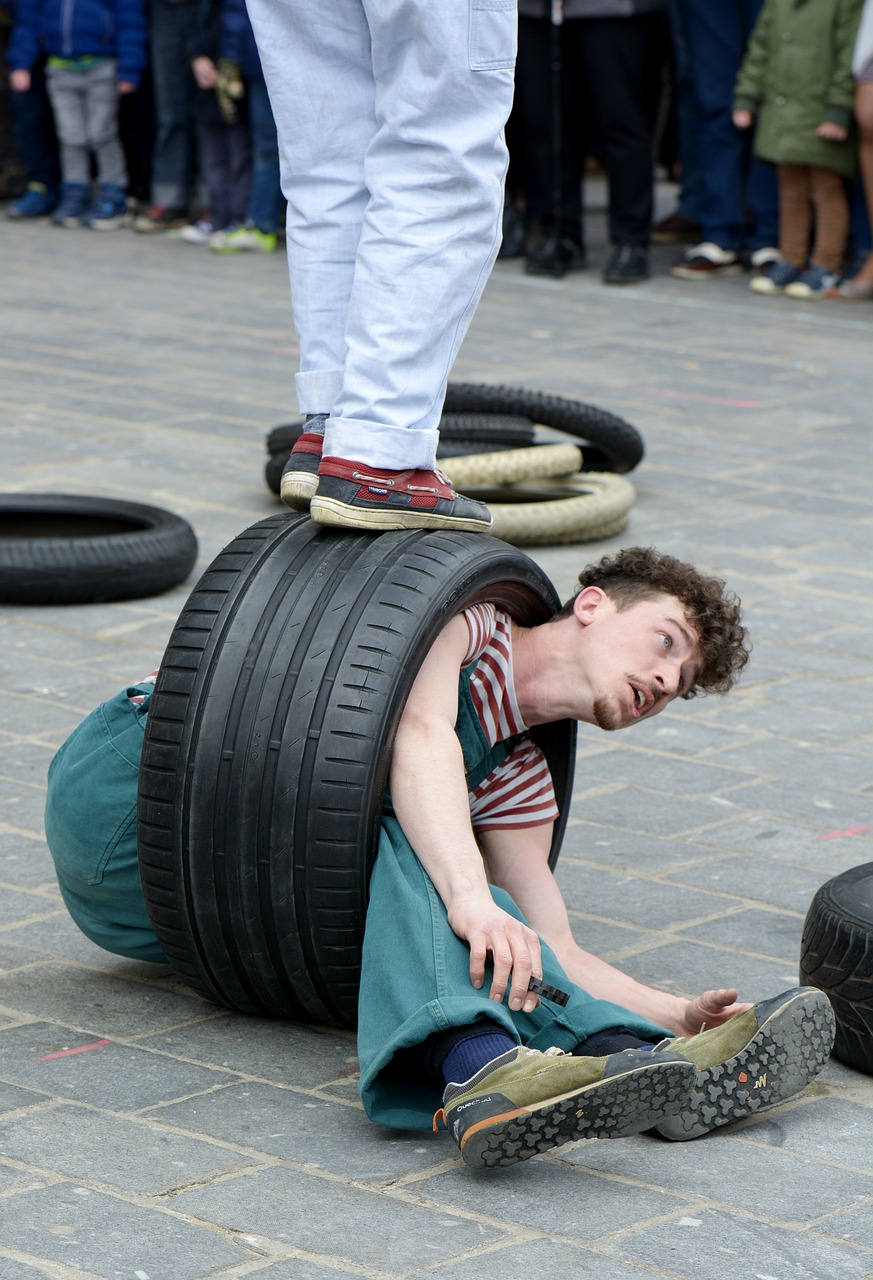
[799,863,873,1074]
[0,493,198,604]
[137,514,576,1029]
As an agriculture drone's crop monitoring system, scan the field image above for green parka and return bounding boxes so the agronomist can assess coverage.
[733,0,863,178]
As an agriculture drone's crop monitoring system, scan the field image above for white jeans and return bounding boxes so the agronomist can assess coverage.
[245,0,516,469]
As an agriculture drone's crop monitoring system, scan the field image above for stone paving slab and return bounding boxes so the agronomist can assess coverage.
[0,182,871,1280]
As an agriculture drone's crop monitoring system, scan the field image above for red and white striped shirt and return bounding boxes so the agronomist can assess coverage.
[462,604,559,832]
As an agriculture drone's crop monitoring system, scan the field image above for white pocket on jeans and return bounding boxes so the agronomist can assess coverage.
[469,0,518,71]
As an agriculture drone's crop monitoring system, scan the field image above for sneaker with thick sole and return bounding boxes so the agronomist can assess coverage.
[670,242,743,280]
[653,986,835,1142]
[784,264,841,299]
[212,225,277,253]
[311,457,492,533]
[280,415,327,510]
[749,259,801,295]
[85,183,130,230]
[436,1044,695,1170]
[52,182,91,227]
[179,219,215,244]
[7,181,57,219]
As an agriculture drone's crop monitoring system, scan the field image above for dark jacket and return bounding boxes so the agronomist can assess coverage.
[7,0,147,84]
[218,0,262,82]
[734,0,863,177]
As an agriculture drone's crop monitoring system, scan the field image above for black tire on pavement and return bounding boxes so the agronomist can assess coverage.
[264,414,537,496]
[0,493,198,605]
[799,863,873,1075]
[443,383,645,473]
[137,514,576,1028]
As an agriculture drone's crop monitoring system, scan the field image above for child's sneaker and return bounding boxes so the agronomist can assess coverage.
[6,181,57,219]
[51,182,91,227]
[670,242,743,279]
[85,183,130,230]
[436,1044,694,1169]
[212,225,277,253]
[784,264,841,299]
[652,986,835,1141]
[179,218,215,244]
[280,414,327,510]
[749,258,801,295]
[310,457,493,532]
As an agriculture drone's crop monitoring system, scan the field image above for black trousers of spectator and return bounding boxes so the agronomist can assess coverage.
[517,13,662,249]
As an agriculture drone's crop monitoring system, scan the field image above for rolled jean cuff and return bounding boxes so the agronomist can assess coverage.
[324,418,438,471]
[295,369,343,415]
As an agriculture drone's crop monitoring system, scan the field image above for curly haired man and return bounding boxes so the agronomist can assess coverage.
[357,546,835,1167]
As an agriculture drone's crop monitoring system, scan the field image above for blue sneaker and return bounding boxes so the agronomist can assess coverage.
[84,183,130,230]
[749,258,801,295]
[6,182,58,219]
[784,264,841,299]
[51,182,91,228]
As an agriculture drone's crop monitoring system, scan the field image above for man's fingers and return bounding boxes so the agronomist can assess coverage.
[468,935,488,990]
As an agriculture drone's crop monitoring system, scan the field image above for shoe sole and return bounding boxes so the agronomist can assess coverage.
[655,988,835,1142]
[749,279,788,295]
[310,496,492,534]
[460,1058,694,1170]
[280,470,318,510]
[670,264,744,280]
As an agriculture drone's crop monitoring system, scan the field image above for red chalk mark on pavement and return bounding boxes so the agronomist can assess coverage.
[818,825,871,841]
[637,387,759,409]
[37,1039,111,1060]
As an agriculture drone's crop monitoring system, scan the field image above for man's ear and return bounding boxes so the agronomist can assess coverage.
[572,585,608,627]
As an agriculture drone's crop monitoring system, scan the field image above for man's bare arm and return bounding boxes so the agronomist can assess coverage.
[480,825,751,1038]
[388,616,542,1014]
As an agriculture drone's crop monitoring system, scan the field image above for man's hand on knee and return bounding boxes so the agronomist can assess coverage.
[450,898,542,1015]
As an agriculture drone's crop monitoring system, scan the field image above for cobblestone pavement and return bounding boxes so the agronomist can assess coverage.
[0,184,871,1280]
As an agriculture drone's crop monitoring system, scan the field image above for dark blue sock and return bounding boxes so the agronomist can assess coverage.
[573,1027,659,1057]
[440,1030,517,1086]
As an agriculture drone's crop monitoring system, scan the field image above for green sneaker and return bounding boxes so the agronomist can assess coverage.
[435,1044,695,1170]
[212,226,277,254]
[653,986,835,1142]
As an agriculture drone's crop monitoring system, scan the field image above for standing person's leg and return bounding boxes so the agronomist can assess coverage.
[806,166,850,275]
[578,14,658,283]
[750,163,809,294]
[739,0,778,253]
[44,66,92,226]
[137,0,198,227]
[6,56,60,217]
[840,76,873,296]
[322,0,514,471]
[83,60,130,229]
[670,0,763,275]
[213,75,282,251]
[245,0,372,419]
[516,14,586,276]
[250,0,504,531]
[777,163,812,268]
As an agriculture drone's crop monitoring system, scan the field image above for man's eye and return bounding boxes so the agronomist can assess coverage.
[660,634,672,649]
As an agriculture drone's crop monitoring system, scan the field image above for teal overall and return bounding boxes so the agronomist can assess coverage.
[45,673,668,1130]
[356,668,667,1129]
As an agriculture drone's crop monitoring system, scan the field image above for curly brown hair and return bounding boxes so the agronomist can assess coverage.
[554,546,750,697]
